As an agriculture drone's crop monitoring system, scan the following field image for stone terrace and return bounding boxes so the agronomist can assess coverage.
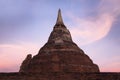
[0,72,120,80]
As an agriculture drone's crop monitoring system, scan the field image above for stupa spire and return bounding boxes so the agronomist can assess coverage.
[56,9,64,25]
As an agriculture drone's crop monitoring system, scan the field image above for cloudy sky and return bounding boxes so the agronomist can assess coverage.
[0,0,120,72]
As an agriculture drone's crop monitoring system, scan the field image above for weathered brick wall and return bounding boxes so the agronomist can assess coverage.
[0,72,120,80]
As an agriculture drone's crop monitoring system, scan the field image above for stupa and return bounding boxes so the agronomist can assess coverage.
[19,9,99,73]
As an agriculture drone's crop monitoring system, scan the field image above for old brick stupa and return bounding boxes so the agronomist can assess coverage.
[0,9,120,80]
[19,9,99,73]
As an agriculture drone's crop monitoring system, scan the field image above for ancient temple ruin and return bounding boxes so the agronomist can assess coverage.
[19,9,99,73]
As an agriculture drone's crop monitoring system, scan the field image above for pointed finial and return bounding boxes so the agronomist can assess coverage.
[56,9,64,25]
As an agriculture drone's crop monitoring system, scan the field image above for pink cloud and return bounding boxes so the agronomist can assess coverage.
[67,0,120,45]
[98,56,120,72]
[0,42,40,72]
[100,62,120,72]
[69,13,114,45]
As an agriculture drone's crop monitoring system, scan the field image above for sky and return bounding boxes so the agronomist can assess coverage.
[0,0,120,72]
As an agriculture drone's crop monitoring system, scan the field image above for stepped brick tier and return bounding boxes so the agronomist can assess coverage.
[19,9,99,73]
[1,9,120,80]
